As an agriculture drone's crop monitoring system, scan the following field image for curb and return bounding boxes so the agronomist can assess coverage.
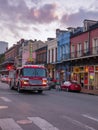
[81,91,98,96]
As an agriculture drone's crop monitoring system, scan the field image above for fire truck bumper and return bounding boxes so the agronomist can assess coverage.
[21,85,49,91]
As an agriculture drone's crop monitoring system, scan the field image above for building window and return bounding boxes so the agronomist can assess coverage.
[92,38,98,54]
[59,46,61,60]
[61,46,63,59]
[55,47,57,62]
[52,48,54,62]
[77,43,82,57]
[65,43,69,59]
[84,41,89,54]
[71,44,75,58]
[48,50,50,63]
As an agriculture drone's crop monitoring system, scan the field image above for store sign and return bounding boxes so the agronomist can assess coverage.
[29,42,33,62]
[73,67,80,73]
[89,66,94,72]
[85,66,88,72]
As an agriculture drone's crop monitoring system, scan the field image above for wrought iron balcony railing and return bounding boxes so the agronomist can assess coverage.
[60,46,98,61]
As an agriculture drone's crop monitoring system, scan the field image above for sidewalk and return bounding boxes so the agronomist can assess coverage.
[81,88,98,95]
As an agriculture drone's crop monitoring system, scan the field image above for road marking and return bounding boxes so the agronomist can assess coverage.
[28,117,59,130]
[0,97,11,102]
[82,114,98,122]
[0,106,8,109]
[0,118,23,130]
[62,115,96,130]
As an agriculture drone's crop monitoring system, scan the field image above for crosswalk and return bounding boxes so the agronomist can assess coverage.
[0,117,59,130]
[0,97,60,130]
[28,117,59,130]
[0,115,98,130]
[0,96,98,130]
[0,118,23,130]
[62,115,96,130]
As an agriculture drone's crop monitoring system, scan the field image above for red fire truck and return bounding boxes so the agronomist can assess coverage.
[9,65,49,93]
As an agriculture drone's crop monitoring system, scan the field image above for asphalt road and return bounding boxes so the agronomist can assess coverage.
[0,82,98,130]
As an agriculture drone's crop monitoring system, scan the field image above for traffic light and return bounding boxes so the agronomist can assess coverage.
[6,65,12,70]
[6,64,16,71]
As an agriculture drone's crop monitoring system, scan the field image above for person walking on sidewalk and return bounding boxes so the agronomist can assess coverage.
[81,78,84,87]
[55,78,61,91]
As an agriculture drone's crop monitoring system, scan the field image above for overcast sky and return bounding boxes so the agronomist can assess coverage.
[0,0,98,47]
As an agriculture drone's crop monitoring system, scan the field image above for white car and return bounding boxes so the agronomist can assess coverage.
[1,75,9,83]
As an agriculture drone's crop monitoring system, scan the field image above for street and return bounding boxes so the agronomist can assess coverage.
[0,82,98,130]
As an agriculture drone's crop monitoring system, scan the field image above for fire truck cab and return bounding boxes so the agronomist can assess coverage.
[9,65,49,93]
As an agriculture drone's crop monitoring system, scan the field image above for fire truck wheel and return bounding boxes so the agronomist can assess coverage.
[38,90,43,94]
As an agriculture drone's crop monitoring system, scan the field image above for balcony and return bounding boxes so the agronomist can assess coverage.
[61,53,70,61]
[92,47,98,55]
[60,46,98,61]
[71,47,98,59]
[83,51,90,56]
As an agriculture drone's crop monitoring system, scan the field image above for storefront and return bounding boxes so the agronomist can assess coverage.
[55,65,65,82]
[95,65,98,90]
[56,63,71,82]
[47,64,56,78]
[71,65,97,90]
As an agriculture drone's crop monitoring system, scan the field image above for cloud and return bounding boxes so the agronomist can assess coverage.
[31,0,42,5]
[0,0,58,24]
[1,0,97,46]
[0,0,59,29]
[61,8,98,27]
[0,0,28,23]
[29,3,58,24]
[0,0,59,41]
[32,27,40,33]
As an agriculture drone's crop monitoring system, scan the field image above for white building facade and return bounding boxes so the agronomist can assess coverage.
[47,38,57,78]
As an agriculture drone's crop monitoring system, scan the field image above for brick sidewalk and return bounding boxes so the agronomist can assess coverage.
[81,88,98,95]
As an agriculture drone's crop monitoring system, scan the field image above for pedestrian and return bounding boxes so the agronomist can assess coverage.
[81,78,84,87]
[55,79,61,91]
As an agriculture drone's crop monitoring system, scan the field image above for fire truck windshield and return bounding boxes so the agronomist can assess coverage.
[23,68,46,77]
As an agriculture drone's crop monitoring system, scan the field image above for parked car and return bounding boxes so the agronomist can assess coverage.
[1,75,9,83]
[60,80,81,92]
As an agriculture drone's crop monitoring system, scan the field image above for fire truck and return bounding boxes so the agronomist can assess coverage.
[9,65,49,93]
